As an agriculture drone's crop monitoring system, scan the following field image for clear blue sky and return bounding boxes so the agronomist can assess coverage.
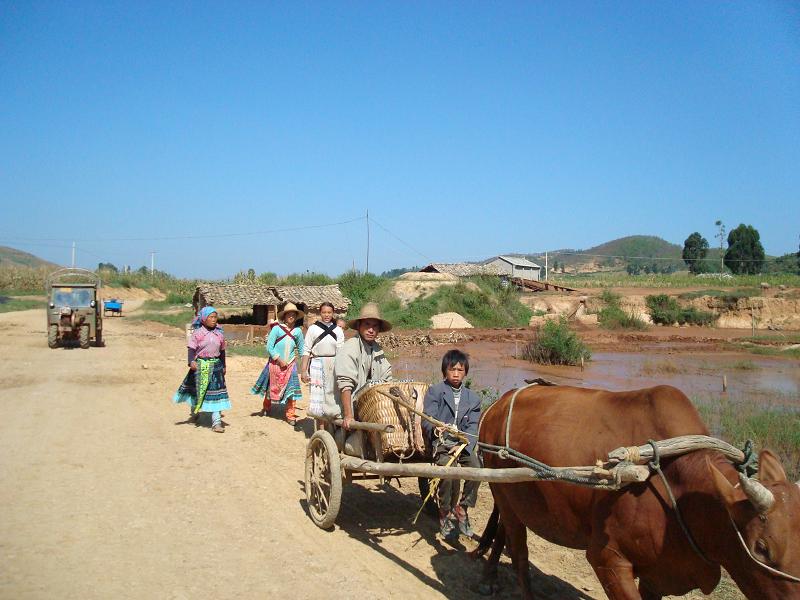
[1,1,798,278]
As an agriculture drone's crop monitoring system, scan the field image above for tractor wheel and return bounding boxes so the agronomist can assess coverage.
[305,430,343,529]
[48,325,59,349]
[79,325,90,349]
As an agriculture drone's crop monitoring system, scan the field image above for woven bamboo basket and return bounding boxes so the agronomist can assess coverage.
[355,381,430,460]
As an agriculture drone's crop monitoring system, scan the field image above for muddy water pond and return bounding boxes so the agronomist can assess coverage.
[391,341,799,408]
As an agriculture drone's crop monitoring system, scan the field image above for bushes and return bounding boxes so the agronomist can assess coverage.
[337,271,392,318]
[379,278,532,329]
[597,289,648,330]
[522,317,591,366]
[646,294,716,326]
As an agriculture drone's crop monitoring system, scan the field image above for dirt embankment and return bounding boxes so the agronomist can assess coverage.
[522,289,800,331]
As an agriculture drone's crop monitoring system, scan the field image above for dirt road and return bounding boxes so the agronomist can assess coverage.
[0,307,737,599]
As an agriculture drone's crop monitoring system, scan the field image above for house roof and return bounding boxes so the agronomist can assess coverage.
[273,285,350,311]
[194,284,281,307]
[496,255,542,269]
[193,283,350,311]
[419,262,501,277]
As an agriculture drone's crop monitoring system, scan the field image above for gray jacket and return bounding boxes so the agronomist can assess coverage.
[334,336,392,403]
[422,381,481,455]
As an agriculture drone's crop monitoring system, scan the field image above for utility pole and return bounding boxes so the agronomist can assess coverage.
[71,242,76,268]
[150,251,156,275]
[366,209,370,274]
[545,252,548,281]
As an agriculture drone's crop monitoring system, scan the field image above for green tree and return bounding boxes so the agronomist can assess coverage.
[724,224,765,274]
[682,232,709,274]
[97,262,118,272]
[715,220,726,272]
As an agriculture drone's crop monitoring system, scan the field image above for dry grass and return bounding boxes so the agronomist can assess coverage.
[640,360,682,376]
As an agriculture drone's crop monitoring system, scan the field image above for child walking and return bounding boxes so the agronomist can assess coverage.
[422,350,482,539]
[173,306,231,433]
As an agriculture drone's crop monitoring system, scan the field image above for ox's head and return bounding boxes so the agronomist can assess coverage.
[708,450,800,598]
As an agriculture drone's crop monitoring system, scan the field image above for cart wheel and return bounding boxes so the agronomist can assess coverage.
[305,430,343,529]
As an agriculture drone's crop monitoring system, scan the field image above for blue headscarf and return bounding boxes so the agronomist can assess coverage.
[192,306,221,330]
[200,306,218,322]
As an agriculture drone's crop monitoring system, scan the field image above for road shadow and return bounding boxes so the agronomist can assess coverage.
[296,478,594,599]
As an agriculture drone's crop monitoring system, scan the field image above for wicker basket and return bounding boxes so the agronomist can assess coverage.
[355,381,430,460]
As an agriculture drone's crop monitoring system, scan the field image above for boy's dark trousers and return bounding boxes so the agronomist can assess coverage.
[434,444,481,512]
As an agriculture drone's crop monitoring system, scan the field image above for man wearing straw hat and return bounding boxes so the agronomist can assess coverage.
[334,302,393,430]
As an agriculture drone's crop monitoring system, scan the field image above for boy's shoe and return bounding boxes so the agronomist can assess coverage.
[212,424,224,433]
[188,413,199,425]
[439,509,457,540]
[453,505,473,537]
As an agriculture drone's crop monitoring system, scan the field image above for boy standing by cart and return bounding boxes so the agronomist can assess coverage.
[422,350,482,540]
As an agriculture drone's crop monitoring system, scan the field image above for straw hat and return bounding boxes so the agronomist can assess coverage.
[346,302,392,332]
[278,302,305,321]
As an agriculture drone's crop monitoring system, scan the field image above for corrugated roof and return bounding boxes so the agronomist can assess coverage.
[419,263,500,277]
[497,255,542,268]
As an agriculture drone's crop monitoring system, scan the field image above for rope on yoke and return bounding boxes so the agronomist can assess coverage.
[646,440,713,565]
[735,439,758,478]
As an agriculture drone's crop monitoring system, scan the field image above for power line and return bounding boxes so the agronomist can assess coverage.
[367,215,432,262]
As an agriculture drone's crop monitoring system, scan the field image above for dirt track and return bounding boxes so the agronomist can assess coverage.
[0,306,739,599]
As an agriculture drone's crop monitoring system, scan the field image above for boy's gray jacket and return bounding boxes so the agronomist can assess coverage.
[422,382,481,455]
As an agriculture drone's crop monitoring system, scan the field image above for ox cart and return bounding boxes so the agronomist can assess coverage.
[304,383,756,530]
[306,383,668,529]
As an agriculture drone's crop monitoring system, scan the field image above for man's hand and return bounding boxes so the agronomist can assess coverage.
[190,361,198,371]
[301,373,310,383]
[342,416,354,430]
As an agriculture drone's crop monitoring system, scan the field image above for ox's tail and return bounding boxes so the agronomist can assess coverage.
[469,503,499,559]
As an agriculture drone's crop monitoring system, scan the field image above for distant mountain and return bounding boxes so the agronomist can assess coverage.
[0,246,61,270]
[524,235,683,274]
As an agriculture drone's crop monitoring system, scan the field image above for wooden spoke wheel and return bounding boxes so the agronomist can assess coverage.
[305,430,343,529]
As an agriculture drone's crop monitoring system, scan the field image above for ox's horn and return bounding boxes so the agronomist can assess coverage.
[738,473,775,514]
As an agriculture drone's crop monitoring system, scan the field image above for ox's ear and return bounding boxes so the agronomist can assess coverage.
[757,450,787,484]
[708,457,739,509]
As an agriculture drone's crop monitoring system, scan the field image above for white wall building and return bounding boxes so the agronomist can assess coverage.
[483,255,542,281]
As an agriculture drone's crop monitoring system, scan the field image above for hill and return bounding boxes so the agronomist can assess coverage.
[525,235,683,274]
[0,246,61,270]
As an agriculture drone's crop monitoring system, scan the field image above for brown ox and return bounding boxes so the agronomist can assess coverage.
[474,384,800,599]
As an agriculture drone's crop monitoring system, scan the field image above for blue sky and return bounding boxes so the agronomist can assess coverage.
[1,2,798,278]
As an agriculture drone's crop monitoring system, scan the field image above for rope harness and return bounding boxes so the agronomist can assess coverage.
[646,439,713,565]
[477,383,621,488]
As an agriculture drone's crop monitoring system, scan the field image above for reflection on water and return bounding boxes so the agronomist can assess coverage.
[391,342,799,407]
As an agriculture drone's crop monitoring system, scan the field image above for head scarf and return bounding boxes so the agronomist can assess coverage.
[200,306,218,323]
[192,306,221,330]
